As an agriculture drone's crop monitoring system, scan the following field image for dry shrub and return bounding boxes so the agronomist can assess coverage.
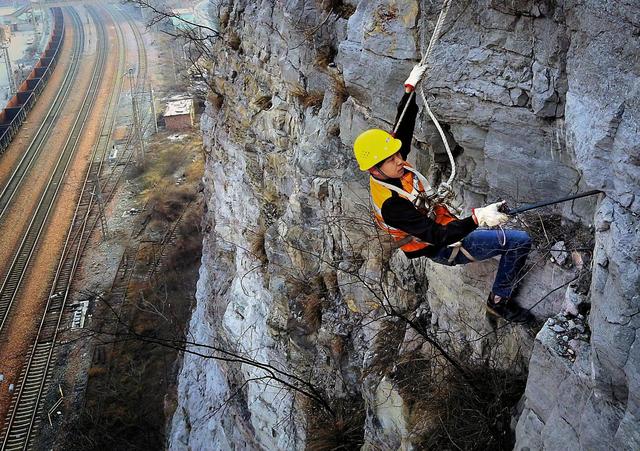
[291,84,325,108]
[393,351,525,450]
[254,95,273,111]
[165,230,203,271]
[66,127,204,451]
[87,366,107,378]
[126,160,148,179]
[150,186,197,223]
[306,396,365,451]
[178,203,203,236]
[330,71,349,107]
[314,45,336,68]
[247,227,267,263]
[319,0,356,18]
[208,91,224,109]
[300,295,323,334]
[133,314,157,335]
[518,212,594,293]
[228,31,241,50]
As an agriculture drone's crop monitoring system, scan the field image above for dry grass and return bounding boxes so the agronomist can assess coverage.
[247,227,267,263]
[392,350,526,450]
[254,95,273,111]
[139,147,188,193]
[319,0,356,18]
[363,320,407,378]
[87,366,107,378]
[291,84,325,109]
[314,45,336,68]
[208,91,224,109]
[300,295,323,334]
[228,31,241,50]
[330,71,349,108]
[219,10,230,29]
[305,396,365,450]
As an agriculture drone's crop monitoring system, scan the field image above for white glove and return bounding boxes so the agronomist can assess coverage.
[472,201,509,227]
[404,64,427,90]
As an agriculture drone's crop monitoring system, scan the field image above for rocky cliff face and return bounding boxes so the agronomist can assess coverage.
[169,1,639,449]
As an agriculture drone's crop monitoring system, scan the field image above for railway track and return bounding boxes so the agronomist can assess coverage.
[88,4,149,205]
[0,5,151,449]
[0,10,85,222]
[0,7,112,449]
[0,7,86,336]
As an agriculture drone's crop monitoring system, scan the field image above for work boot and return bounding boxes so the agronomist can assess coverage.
[486,292,534,324]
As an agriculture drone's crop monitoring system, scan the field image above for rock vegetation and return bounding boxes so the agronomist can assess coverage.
[169,1,640,449]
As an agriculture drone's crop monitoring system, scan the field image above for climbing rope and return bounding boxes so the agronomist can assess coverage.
[393,0,456,197]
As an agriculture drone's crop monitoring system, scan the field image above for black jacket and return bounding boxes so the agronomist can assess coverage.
[377,92,477,259]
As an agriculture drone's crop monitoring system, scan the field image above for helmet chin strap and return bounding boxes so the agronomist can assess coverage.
[374,165,392,179]
[373,164,404,180]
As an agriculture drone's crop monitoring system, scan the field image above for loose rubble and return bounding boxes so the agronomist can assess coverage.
[546,314,589,362]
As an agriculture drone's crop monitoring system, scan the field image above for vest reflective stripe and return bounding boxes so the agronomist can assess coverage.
[370,164,457,253]
[372,165,436,203]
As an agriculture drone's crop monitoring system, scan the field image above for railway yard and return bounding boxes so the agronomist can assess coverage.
[0,3,203,449]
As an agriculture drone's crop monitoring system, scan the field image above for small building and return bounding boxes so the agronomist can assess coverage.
[164,98,194,131]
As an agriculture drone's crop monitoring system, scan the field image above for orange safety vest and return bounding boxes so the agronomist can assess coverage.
[370,164,457,253]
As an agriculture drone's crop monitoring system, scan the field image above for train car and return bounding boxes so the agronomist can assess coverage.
[0,7,64,154]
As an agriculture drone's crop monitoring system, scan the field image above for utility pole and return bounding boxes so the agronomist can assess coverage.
[93,173,108,239]
[1,44,16,95]
[169,45,178,84]
[128,68,145,166]
[149,82,158,134]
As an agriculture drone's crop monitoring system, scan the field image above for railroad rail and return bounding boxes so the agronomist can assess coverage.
[0,7,87,336]
[0,5,150,449]
[0,9,87,222]
[87,4,150,206]
[0,7,112,449]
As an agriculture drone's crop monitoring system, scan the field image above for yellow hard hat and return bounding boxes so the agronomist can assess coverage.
[353,129,402,170]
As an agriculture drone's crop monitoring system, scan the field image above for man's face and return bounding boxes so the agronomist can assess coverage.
[374,151,406,179]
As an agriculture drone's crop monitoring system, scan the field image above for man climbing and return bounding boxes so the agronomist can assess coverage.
[353,65,534,323]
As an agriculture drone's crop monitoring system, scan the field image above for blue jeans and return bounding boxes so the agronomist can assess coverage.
[430,229,532,298]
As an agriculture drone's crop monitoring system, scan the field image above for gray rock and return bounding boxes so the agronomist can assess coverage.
[510,88,530,107]
[562,285,586,316]
[550,241,568,266]
[531,61,561,117]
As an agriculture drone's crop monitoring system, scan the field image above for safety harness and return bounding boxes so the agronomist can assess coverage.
[370,165,475,262]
